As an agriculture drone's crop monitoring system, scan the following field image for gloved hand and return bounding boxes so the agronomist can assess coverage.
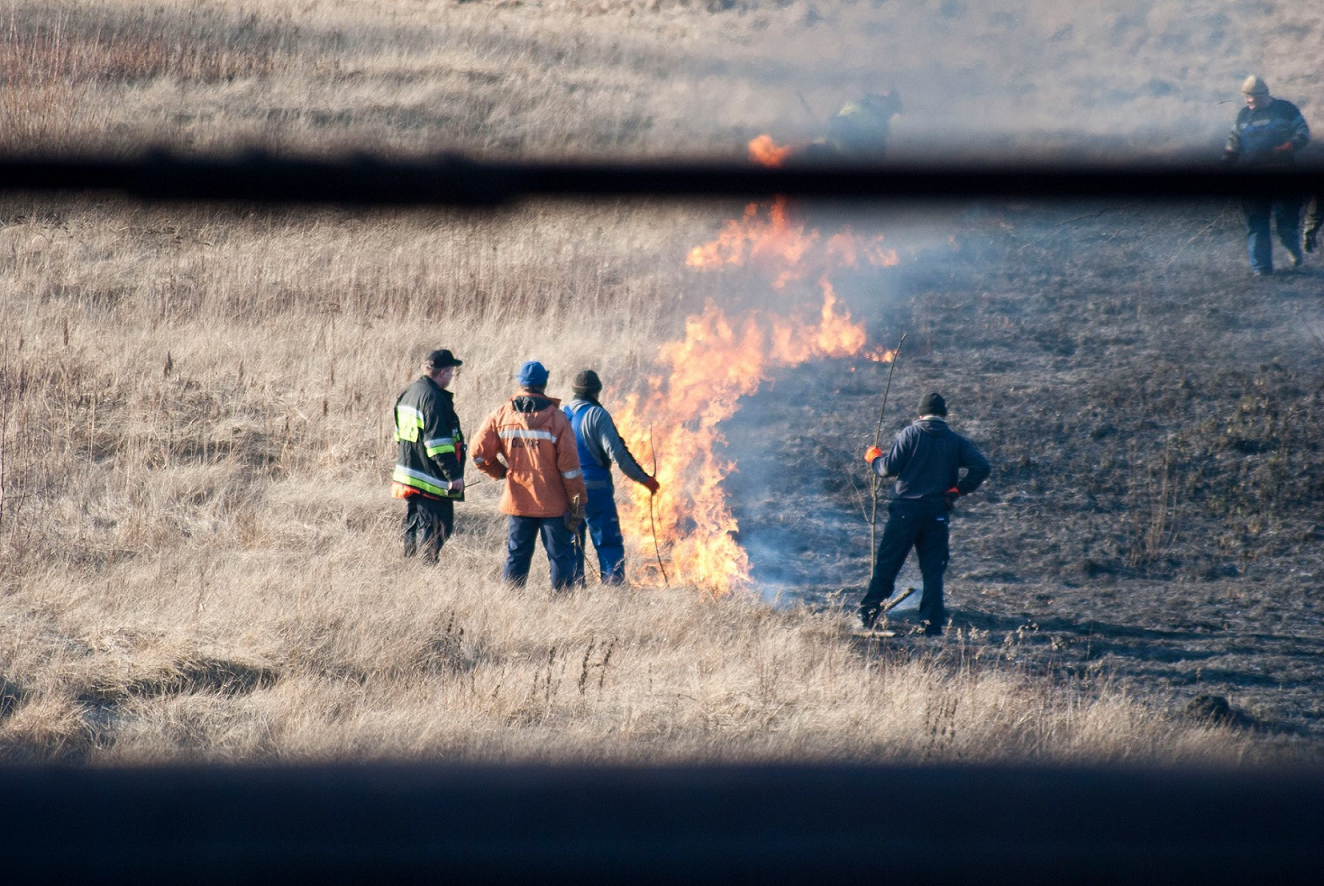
[1306,229,1319,253]
[944,487,961,510]
[446,478,465,493]
[564,497,585,533]
[642,475,661,495]
[864,446,884,465]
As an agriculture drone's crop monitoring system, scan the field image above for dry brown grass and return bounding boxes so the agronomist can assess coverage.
[0,192,1265,765]
[1,0,1311,764]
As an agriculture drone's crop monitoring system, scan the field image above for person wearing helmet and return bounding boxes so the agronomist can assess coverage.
[1223,75,1311,276]
[562,370,660,586]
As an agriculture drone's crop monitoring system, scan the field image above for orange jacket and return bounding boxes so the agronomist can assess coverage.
[471,393,587,518]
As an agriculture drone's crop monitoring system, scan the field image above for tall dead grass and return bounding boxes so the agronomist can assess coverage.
[0,0,1299,764]
[0,191,1263,764]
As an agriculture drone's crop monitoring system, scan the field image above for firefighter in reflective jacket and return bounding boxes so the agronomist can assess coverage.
[563,369,660,585]
[391,348,465,562]
[472,361,588,591]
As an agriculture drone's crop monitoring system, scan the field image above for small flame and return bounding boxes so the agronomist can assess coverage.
[748,134,794,167]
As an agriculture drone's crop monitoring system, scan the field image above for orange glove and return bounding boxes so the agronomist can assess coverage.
[864,446,884,464]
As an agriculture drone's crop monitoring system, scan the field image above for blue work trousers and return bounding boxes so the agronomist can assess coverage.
[573,486,626,586]
[503,515,577,591]
[859,499,951,634]
[1243,197,1303,273]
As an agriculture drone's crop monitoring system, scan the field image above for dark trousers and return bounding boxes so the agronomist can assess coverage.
[859,499,950,634]
[403,495,453,563]
[1243,197,1303,273]
[504,515,577,591]
[573,486,626,586]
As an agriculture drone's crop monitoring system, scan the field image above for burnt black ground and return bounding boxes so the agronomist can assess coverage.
[721,200,1324,755]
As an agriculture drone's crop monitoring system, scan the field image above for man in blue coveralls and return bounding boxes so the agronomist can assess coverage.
[562,370,660,585]
[1223,75,1311,276]
[859,392,991,636]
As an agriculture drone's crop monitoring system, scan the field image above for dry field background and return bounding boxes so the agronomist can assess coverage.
[1,0,1322,763]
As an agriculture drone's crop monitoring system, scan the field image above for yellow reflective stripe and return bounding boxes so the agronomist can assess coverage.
[393,465,450,497]
[395,405,425,443]
[425,435,456,458]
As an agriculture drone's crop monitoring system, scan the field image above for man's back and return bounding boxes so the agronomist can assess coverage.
[881,418,990,501]
[473,393,586,518]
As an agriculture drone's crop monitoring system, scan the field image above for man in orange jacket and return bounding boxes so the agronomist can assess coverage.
[472,360,588,591]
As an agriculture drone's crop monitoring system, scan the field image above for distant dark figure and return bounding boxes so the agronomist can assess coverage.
[858,393,990,636]
[1305,194,1322,254]
[802,91,902,162]
[1223,75,1311,276]
[391,348,466,562]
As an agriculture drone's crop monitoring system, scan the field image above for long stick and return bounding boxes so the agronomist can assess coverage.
[869,332,906,570]
[648,425,669,587]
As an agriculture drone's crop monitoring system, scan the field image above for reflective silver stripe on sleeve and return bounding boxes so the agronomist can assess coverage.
[562,469,582,479]
[425,437,455,449]
[498,428,556,442]
[473,456,487,465]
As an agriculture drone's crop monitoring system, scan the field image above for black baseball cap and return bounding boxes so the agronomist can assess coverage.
[425,349,463,369]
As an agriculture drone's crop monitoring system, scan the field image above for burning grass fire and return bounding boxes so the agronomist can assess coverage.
[618,196,898,594]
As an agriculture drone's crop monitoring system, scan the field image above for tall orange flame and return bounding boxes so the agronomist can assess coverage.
[619,199,897,594]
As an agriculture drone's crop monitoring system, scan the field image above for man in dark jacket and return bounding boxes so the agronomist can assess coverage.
[1223,75,1311,276]
[390,348,465,562]
[562,370,660,585]
[859,392,990,636]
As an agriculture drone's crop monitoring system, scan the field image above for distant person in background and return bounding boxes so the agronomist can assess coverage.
[472,361,587,592]
[1304,194,1322,254]
[1223,75,1311,276]
[858,393,990,637]
[391,348,465,562]
[562,370,660,586]
[801,91,902,162]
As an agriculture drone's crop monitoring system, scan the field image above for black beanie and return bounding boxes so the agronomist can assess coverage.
[573,369,603,396]
[919,392,947,416]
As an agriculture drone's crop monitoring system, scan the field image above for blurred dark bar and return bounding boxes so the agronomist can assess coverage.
[2,763,1322,885]
[1,151,1322,206]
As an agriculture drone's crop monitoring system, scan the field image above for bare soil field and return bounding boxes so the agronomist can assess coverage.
[1,0,1322,763]
[724,200,1324,746]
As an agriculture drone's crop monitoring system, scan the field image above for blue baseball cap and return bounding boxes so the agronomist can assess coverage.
[517,360,549,388]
